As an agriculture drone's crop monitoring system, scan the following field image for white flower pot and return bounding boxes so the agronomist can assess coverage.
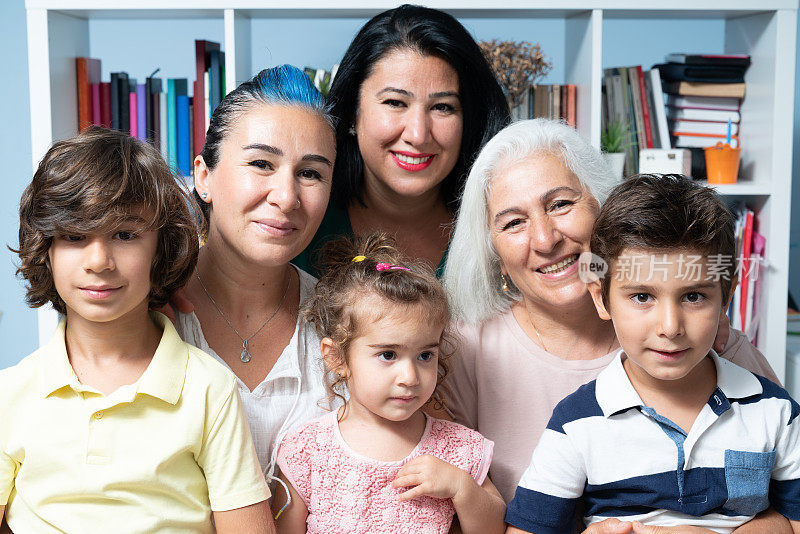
[603,152,626,180]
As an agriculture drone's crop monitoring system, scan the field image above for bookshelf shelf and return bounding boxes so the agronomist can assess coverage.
[25,0,798,381]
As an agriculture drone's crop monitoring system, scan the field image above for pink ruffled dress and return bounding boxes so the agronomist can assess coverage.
[276,411,494,534]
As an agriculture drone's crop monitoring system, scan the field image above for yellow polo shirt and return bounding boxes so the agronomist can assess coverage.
[0,313,269,533]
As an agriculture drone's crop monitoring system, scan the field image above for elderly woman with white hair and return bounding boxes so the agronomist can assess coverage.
[443,119,784,533]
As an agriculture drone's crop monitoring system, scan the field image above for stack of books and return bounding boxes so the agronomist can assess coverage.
[601,65,670,175]
[510,84,577,128]
[75,39,224,179]
[655,53,750,174]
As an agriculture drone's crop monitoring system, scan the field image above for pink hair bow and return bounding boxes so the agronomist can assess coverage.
[376,262,410,272]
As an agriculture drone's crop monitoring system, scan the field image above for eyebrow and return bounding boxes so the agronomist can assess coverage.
[242,143,282,155]
[492,186,581,223]
[243,144,331,167]
[617,282,719,291]
[367,342,441,350]
[302,154,333,167]
[376,87,460,100]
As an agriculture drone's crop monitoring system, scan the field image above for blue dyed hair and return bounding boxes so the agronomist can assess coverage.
[196,64,335,220]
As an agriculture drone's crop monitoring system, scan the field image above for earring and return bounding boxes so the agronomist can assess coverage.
[348,125,356,136]
[296,199,301,208]
[200,192,208,200]
[501,273,510,293]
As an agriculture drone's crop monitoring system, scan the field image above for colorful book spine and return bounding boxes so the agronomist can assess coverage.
[167,79,178,173]
[129,90,138,138]
[136,84,147,141]
[100,82,112,128]
[176,94,191,177]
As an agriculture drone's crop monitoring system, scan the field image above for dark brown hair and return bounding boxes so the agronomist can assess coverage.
[591,173,735,306]
[15,126,199,314]
[302,232,453,412]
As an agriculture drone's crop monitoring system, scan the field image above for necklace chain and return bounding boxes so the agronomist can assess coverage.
[195,267,291,363]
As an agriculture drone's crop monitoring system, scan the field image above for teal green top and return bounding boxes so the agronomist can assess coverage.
[293,202,449,279]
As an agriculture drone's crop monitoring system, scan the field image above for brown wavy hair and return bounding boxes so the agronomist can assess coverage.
[14,126,199,314]
[591,173,735,306]
[302,232,454,413]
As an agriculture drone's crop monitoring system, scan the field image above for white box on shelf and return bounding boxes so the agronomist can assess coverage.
[638,148,692,176]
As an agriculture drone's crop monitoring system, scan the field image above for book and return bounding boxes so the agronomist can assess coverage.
[648,68,670,149]
[136,83,147,141]
[666,107,741,122]
[176,94,191,176]
[76,57,101,132]
[167,78,187,173]
[159,92,168,156]
[739,209,755,332]
[665,95,741,111]
[129,89,138,138]
[145,71,162,143]
[669,119,739,136]
[665,53,751,68]
[662,81,746,99]
[566,84,576,128]
[673,133,739,148]
[117,72,130,134]
[91,83,101,127]
[194,39,220,158]
[100,82,111,128]
[208,49,224,115]
[655,63,747,84]
[110,73,120,131]
[635,66,653,149]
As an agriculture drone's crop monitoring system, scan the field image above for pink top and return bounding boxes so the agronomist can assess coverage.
[276,411,494,534]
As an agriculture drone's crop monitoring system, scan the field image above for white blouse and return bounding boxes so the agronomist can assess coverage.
[175,266,338,488]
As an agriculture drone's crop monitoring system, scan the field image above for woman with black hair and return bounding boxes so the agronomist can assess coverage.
[294,4,510,277]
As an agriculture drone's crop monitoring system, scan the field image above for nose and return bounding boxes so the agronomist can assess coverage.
[529,213,563,255]
[400,105,432,147]
[267,168,301,213]
[397,359,420,388]
[657,301,685,339]
[84,237,115,273]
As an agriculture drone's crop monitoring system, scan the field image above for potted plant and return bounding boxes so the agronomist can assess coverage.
[601,119,630,179]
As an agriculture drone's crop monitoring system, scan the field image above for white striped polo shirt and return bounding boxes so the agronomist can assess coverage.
[505,351,800,534]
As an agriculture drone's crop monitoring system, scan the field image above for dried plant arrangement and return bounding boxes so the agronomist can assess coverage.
[479,39,552,108]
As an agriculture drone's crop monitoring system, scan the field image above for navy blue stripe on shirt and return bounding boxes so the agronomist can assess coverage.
[738,376,800,425]
[506,486,577,534]
[771,479,800,520]
[584,467,736,518]
[546,380,604,434]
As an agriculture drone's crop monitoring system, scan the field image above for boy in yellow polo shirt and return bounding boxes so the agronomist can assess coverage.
[2,127,274,533]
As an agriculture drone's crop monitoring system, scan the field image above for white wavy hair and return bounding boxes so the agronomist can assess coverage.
[444,118,620,323]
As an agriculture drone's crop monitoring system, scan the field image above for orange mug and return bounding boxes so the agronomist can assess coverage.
[704,142,741,184]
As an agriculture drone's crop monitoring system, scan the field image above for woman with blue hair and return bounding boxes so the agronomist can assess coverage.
[174,65,340,497]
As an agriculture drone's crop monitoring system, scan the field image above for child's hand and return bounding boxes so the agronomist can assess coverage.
[393,454,471,501]
[581,518,634,533]
[630,522,717,534]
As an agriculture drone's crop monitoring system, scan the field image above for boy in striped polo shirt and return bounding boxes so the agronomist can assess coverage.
[505,174,800,534]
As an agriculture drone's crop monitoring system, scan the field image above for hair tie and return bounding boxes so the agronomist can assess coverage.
[352,255,366,262]
[376,262,410,272]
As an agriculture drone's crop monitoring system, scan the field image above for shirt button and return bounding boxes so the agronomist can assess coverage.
[94,412,103,419]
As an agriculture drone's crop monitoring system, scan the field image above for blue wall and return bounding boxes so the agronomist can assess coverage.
[0,2,798,368]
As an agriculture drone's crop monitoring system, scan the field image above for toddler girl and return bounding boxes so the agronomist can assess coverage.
[272,234,505,534]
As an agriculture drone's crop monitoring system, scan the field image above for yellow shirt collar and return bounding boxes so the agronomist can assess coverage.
[39,312,188,405]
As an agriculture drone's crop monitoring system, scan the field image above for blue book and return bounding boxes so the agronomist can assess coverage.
[136,84,147,141]
[167,79,178,173]
[176,94,190,177]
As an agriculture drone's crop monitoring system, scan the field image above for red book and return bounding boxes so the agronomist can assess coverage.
[91,84,101,126]
[739,211,754,331]
[100,82,112,128]
[194,40,220,158]
[567,85,576,128]
[130,91,138,138]
[635,66,653,148]
[76,57,101,132]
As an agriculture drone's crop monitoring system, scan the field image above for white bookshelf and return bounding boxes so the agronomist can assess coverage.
[25,1,798,381]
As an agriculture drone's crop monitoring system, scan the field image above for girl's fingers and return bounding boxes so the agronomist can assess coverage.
[397,484,429,501]
[393,473,423,488]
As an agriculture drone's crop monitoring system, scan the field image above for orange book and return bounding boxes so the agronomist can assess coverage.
[76,57,101,132]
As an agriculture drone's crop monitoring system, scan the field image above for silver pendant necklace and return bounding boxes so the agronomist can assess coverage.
[195,267,291,363]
